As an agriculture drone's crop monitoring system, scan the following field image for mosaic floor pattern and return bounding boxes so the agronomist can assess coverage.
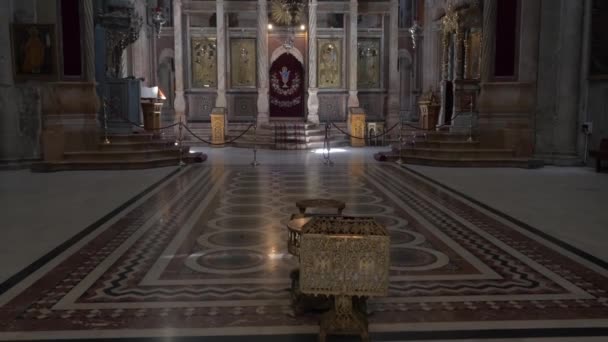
[1,164,607,341]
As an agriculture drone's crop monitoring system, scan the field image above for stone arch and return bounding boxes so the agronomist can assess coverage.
[270,46,304,65]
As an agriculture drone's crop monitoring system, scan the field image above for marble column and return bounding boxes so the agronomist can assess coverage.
[0,0,13,85]
[256,0,269,124]
[82,0,96,82]
[307,0,320,124]
[347,0,359,108]
[387,0,400,133]
[480,0,497,82]
[173,0,186,124]
[215,0,227,108]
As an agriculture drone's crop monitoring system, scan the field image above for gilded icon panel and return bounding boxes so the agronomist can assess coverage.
[318,38,342,88]
[357,38,381,89]
[191,37,217,88]
[230,38,256,88]
[466,30,481,80]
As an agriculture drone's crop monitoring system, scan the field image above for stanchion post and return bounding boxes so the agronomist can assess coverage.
[323,120,334,166]
[178,117,186,167]
[467,95,474,142]
[102,99,111,145]
[250,120,260,167]
[396,115,405,164]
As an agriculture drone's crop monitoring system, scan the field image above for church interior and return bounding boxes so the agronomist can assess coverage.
[0,0,608,341]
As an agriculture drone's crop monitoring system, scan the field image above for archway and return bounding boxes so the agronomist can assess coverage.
[269,53,304,118]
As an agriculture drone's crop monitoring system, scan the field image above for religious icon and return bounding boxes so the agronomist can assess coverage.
[192,37,217,88]
[230,38,256,87]
[318,39,341,88]
[280,66,291,88]
[357,39,380,88]
[11,24,57,81]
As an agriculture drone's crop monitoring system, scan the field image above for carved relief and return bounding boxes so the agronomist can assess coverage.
[318,94,344,121]
[357,39,381,89]
[318,39,342,88]
[191,37,217,88]
[187,94,216,120]
[230,38,256,87]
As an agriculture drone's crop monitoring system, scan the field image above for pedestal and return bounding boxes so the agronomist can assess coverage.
[210,108,226,147]
[349,108,366,148]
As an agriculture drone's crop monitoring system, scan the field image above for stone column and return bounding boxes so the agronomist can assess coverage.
[215,0,227,108]
[347,0,359,108]
[480,0,497,82]
[454,28,464,80]
[437,32,449,127]
[0,0,13,85]
[387,0,400,134]
[307,0,320,124]
[553,0,584,157]
[82,0,96,82]
[173,0,186,124]
[256,0,269,124]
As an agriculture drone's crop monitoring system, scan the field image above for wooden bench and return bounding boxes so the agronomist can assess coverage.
[589,138,608,172]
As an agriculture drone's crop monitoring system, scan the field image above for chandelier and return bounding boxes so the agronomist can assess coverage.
[409,21,422,49]
[271,0,306,26]
[270,0,305,49]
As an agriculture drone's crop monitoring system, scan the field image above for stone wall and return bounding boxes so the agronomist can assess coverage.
[0,0,56,161]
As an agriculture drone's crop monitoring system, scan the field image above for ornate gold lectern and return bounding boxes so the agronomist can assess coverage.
[349,107,366,147]
[299,216,390,342]
[210,107,226,147]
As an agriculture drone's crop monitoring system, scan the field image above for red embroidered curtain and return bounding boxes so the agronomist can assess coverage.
[269,53,304,118]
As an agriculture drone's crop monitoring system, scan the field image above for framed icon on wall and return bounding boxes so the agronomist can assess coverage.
[11,24,58,81]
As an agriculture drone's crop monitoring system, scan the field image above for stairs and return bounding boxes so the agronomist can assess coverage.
[185,121,349,150]
[375,128,543,168]
[31,132,206,172]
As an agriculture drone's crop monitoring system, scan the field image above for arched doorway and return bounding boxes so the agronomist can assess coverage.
[269,53,304,118]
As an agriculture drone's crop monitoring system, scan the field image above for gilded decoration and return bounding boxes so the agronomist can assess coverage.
[230,38,256,88]
[191,37,217,88]
[318,39,341,88]
[357,39,381,89]
[350,111,366,147]
[210,110,225,147]
[466,30,481,79]
[299,216,389,341]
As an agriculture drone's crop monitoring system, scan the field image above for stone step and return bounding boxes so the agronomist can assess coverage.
[398,147,514,159]
[98,140,176,151]
[31,153,205,172]
[63,148,189,161]
[403,140,481,149]
[400,130,474,142]
[105,133,160,143]
[374,152,543,168]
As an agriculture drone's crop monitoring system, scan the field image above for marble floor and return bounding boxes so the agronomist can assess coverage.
[0,147,607,341]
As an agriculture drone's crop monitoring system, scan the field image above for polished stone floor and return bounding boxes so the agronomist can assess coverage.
[0,147,607,341]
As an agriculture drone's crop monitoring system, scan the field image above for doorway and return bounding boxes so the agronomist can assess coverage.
[269,53,304,119]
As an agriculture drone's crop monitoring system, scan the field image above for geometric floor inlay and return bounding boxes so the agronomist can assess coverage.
[1,164,607,340]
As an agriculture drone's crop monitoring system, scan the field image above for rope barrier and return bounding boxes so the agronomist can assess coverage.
[103,98,179,131]
[181,123,254,146]
[330,121,400,140]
